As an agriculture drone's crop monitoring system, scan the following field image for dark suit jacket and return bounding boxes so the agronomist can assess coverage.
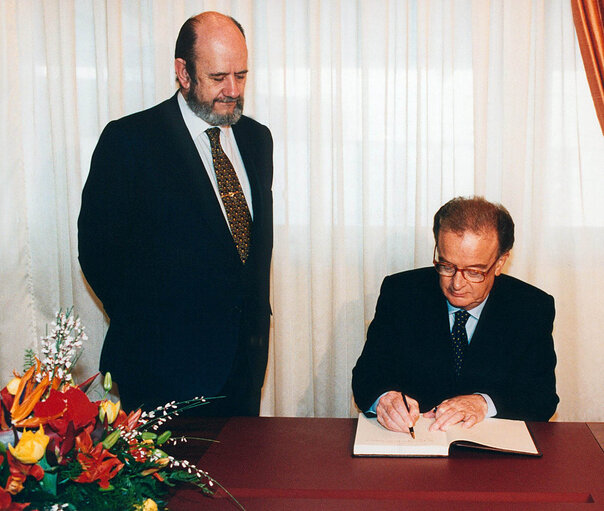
[352,267,559,421]
[78,93,273,412]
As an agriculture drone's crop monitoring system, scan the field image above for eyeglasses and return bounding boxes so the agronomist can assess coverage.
[433,246,500,283]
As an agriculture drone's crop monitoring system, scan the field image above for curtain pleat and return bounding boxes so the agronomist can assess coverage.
[571,0,604,134]
[1,1,603,421]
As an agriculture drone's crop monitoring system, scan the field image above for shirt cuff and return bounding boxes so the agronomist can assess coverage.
[367,392,389,415]
[369,392,497,417]
[476,393,497,417]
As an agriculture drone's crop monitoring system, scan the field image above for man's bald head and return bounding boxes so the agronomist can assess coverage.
[174,11,248,126]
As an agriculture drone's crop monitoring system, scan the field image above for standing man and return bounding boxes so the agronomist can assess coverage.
[78,12,273,416]
[352,197,558,433]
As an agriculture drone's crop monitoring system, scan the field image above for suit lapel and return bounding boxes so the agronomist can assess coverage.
[232,121,264,253]
[161,94,240,261]
[463,277,508,373]
[421,277,457,377]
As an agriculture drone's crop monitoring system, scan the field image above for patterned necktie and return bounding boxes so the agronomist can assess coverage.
[451,310,471,376]
[206,127,251,263]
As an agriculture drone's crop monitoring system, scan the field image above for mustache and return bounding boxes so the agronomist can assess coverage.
[214,97,239,104]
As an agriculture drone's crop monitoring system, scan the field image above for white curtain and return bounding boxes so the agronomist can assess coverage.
[1,0,602,421]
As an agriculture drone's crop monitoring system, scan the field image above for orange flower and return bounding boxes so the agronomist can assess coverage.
[4,478,23,496]
[10,365,50,426]
[113,408,143,432]
[16,389,66,429]
[74,444,124,489]
[73,430,124,489]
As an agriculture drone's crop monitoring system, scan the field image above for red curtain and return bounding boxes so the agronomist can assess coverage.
[571,0,604,135]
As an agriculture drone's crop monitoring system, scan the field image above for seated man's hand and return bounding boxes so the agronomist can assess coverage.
[423,394,487,432]
[376,391,420,434]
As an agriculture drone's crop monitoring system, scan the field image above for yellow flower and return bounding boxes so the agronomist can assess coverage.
[99,400,121,424]
[6,377,21,395]
[8,426,49,464]
[134,499,158,511]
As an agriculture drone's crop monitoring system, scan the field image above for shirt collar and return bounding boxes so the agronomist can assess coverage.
[446,295,489,321]
[177,91,232,140]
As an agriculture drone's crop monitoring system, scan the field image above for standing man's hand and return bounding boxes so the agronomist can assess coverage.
[376,391,420,433]
[423,394,487,431]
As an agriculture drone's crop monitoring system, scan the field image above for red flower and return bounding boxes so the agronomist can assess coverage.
[73,430,123,489]
[61,387,99,430]
[0,487,29,511]
[5,450,44,484]
[0,451,44,511]
[41,387,99,463]
[112,408,143,432]
[31,389,66,422]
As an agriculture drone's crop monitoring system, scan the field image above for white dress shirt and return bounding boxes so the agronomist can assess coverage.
[177,91,253,228]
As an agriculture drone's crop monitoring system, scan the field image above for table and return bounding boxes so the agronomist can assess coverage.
[167,417,604,510]
[588,422,604,451]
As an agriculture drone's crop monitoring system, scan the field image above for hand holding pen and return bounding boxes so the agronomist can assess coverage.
[375,391,420,435]
[402,394,415,439]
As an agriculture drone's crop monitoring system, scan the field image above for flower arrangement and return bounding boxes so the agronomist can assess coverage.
[0,309,240,510]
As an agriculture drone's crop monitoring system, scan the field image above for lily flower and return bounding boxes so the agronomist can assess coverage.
[8,426,49,464]
[99,400,121,425]
[0,485,29,510]
[73,430,123,488]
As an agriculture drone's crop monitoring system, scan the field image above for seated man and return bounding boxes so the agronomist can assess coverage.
[352,196,558,433]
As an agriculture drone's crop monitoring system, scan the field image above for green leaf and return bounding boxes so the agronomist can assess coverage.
[38,456,58,496]
[39,470,58,497]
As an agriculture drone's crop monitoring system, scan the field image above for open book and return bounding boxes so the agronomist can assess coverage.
[353,413,540,457]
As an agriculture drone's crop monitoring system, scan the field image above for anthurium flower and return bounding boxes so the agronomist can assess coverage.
[8,426,49,464]
[98,400,120,425]
[16,389,67,429]
[42,388,97,462]
[61,387,99,430]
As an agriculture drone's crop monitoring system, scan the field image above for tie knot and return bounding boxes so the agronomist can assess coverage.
[454,309,471,326]
[206,127,221,147]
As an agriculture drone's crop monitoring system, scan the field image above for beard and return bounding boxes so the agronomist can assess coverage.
[186,78,244,126]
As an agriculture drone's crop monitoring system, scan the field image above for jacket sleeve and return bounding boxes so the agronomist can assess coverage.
[77,121,142,317]
[487,292,559,421]
[352,276,406,412]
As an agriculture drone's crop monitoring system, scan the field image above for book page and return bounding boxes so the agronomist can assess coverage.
[445,417,539,455]
[354,414,449,456]
[353,414,539,457]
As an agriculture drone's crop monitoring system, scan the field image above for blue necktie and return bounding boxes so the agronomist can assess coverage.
[451,310,470,376]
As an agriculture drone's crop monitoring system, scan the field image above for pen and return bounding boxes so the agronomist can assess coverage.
[402,394,415,439]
